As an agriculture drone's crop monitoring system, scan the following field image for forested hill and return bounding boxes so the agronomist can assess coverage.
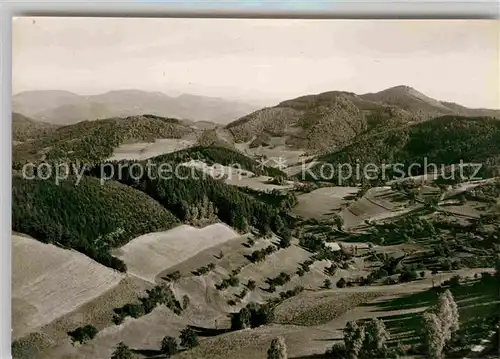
[12,112,58,142]
[12,114,195,163]
[302,116,500,182]
[13,145,291,271]
[12,175,178,271]
[225,86,500,154]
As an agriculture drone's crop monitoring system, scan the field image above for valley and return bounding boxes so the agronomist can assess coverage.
[11,85,500,359]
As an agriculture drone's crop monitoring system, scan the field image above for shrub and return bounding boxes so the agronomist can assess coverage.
[279,286,304,300]
[336,277,347,288]
[167,270,182,282]
[399,270,418,283]
[267,336,287,359]
[68,325,98,344]
[114,303,145,320]
[207,262,216,271]
[160,336,179,357]
[266,272,291,287]
[182,295,190,310]
[323,279,332,289]
[111,342,133,359]
[228,275,240,287]
[279,232,292,248]
[247,279,256,291]
[179,327,199,349]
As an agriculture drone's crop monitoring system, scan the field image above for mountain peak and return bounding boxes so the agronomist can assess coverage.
[385,85,416,93]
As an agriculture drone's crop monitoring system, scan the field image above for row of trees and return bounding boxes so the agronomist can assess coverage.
[110,326,199,359]
[113,285,182,324]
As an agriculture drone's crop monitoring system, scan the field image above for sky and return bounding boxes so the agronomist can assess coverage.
[12,18,500,108]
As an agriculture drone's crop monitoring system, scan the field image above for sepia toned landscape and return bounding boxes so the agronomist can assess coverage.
[11,18,500,359]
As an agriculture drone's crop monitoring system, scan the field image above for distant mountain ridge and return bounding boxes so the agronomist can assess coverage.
[225,85,500,153]
[13,89,260,125]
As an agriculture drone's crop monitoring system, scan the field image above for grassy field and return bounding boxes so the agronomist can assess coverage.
[115,224,240,283]
[292,186,358,220]
[12,234,124,339]
[107,137,197,161]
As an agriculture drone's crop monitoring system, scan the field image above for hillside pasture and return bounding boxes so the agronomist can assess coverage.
[107,137,197,161]
[341,187,420,230]
[115,224,240,283]
[12,234,124,339]
[180,159,293,191]
[292,186,358,220]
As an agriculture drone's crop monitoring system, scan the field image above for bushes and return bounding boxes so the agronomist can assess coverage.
[216,275,240,290]
[182,295,190,310]
[266,272,292,287]
[247,279,257,291]
[322,279,332,289]
[231,302,275,330]
[179,327,199,349]
[399,270,419,283]
[166,270,182,282]
[337,277,347,288]
[114,285,182,322]
[111,342,134,359]
[249,245,278,263]
[279,286,304,300]
[160,336,179,357]
[193,262,216,276]
[67,325,98,344]
[299,234,325,252]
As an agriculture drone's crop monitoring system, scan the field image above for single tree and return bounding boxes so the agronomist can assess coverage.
[422,311,445,359]
[363,318,389,352]
[443,289,460,333]
[333,214,344,231]
[160,336,178,357]
[68,324,99,345]
[435,290,454,340]
[337,277,347,288]
[111,342,133,359]
[182,294,190,310]
[344,321,365,359]
[179,327,198,349]
[247,279,256,291]
[279,232,292,248]
[267,336,287,359]
[323,279,332,289]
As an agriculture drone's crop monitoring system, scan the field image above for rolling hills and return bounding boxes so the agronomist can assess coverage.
[226,86,500,154]
[12,114,196,163]
[11,84,500,359]
[303,115,500,183]
[13,90,260,125]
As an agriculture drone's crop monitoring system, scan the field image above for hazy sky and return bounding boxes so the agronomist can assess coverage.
[12,18,499,108]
